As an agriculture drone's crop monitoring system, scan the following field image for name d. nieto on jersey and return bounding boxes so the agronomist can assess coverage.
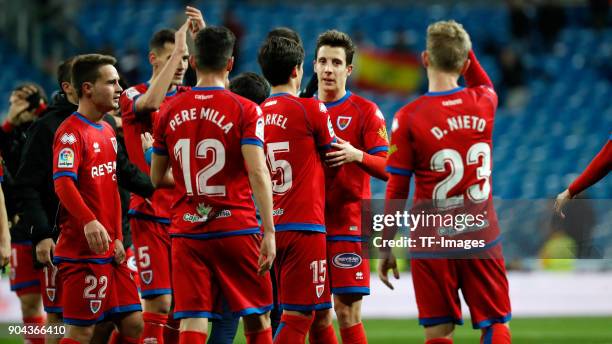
[430,114,487,140]
[169,107,234,134]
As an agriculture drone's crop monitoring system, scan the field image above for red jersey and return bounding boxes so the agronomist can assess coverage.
[119,83,190,221]
[568,135,611,196]
[261,93,335,233]
[387,85,500,246]
[323,91,389,237]
[52,112,121,261]
[153,86,264,237]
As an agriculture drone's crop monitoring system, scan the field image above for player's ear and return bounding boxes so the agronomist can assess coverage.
[291,65,299,78]
[82,82,93,97]
[226,56,234,73]
[421,51,429,69]
[148,52,156,66]
[189,55,197,70]
[346,64,353,76]
[459,58,471,75]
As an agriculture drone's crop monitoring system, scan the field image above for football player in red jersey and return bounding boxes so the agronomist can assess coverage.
[555,135,611,217]
[53,54,143,344]
[258,36,337,344]
[0,158,8,268]
[118,7,204,344]
[151,26,275,344]
[379,21,511,344]
[310,30,389,344]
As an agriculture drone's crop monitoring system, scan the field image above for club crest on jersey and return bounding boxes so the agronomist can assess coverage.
[337,116,352,131]
[140,270,153,285]
[332,253,362,269]
[58,148,74,168]
[46,288,56,302]
[90,300,102,314]
[316,284,325,298]
[110,137,118,153]
[60,133,77,145]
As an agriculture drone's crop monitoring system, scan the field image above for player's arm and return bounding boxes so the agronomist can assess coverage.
[326,138,388,180]
[150,153,174,188]
[555,137,611,217]
[242,144,276,275]
[463,50,493,89]
[0,180,10,267]
[133,20,189,114]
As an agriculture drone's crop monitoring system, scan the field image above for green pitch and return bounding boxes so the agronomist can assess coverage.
[1,317,610,343]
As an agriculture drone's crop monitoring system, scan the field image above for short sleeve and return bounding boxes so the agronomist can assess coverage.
[362,105,389,155]
[119,87,142,122]
[240,101,264,147]
[53,126,83,182]
[386,112,414,176]
[152,106,169,155]
[310,101,336,150]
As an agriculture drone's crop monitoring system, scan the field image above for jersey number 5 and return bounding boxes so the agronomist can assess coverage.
[174,138,226,196]
[431,142,491,209]
[266,141,293,194]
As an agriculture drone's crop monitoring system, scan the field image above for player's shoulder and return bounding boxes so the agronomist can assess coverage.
[396,96,428,120]
[347,92,384,120]
[121,83,148,101]
[300,96,328,115]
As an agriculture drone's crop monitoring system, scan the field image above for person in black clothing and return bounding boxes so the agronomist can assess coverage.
[13,56,154,339]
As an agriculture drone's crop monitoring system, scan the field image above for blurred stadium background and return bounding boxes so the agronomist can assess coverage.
[0,0,610,342]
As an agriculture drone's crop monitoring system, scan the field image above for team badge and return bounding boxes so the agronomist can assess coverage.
[316,284,325,298]
[57,148,74,168]
[110,137,118,153]
[90,300,102,314]
[46,288,56,302]
[255,116,265,141]
[140,270,153,285]
[60,133,77,145]
[337,116,352,131]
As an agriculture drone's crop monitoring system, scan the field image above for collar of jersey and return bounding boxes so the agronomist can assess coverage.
[144,82,180,97]
[73,112,103,129]
[321,90,351,108]
[425,87,465,96]
[269,92,291,98]
[192,86,225,91]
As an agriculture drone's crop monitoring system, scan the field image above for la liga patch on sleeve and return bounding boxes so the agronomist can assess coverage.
[58,148,75,168]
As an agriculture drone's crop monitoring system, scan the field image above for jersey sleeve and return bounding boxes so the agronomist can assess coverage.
[119,86,143,122]
[385,111,414,176]
[240,101,264,147]
[152,106,170,155]
[52,126,83,182]
[362,104,389,155]
[309,101,336,150]
[568,136,611,196]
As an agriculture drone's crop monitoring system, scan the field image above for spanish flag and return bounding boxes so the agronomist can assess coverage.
[353,47,423,94]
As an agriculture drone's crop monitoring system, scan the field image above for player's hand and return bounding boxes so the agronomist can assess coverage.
[378,252,399,290]
[257,232,276,276]
[113,239,125,264]
[35,238,56,267]
[185,6,206,38]
[7,94,31,126]
[554,189,573,219]
[84,220,112,255]
[173,19,189,56]
[326,137,364,167]
[141,132,153,152]
[0,237,10,268]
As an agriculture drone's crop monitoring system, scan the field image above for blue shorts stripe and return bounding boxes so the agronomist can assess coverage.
[152,147,168,155]
[53,256,113,265]
[128,210,170,224]
[331,286,370,295]
[140,288,172,298]
[10,280,41,291]
[170,228,260,240]
[275,223,325,233]
[473,313,512,329]
[326,235,364,242]
[232,304,273,318]
[173,311,223,320]
[44,306,63,314]
[418,316,464,327]
[280,302,332,312]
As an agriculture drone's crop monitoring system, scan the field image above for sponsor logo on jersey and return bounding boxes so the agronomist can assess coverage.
[355,272,364,280]
[46,288,56,302]
[337,116,352,131]
[60,133,77,144]
[124,87,140,100]
[58,148,75,168]
[140,270,153,285]
[316,284,325,298]
[319,103,328,113]
[272,208,284,216]
[183,204,231,223]
[93,142,101,153]
[263,100,277,107]
[110,137,117,153]
[442,98,463,106]
[332,253,362,269]
[91,161,116,178]
[90,300,102,314]
[256,117,265,141]
[195,94,213,101]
